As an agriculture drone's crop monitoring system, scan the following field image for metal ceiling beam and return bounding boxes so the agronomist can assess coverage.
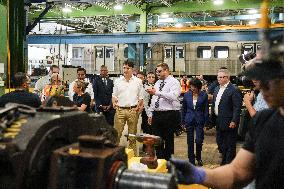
[27,28,284,44]
[26,2,54,35]
[167,13,281,23]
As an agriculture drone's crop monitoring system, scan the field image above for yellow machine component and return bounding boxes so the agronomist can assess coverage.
[125,148,135,160]
[68,147,80,155]
[3,132,17,138]
[1,119,24,139]
[6,128,20,132]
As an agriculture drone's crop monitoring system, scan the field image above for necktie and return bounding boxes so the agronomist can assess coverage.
[103,78,107,85]
[155,81,165,108]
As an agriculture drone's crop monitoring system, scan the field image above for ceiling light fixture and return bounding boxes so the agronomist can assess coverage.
[248,20,257,25]
[248,9,258,14]
[114,4,123,10]
[62,7,72,13]
[213,0,223,5]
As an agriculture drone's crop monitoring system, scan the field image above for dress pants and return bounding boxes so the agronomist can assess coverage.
[186,120,204,164]
[114,107,139,156]
[216,117,237,164]
[152,110,179,160]
[141,110,152,134]
[103,108,115,126]
[219,129,237,165]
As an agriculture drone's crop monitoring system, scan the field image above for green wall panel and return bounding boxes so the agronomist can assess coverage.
[0,4,7,68]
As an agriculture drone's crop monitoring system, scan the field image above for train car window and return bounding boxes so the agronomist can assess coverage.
[96,47,103,58]
[165,47,173,58]
[105,47,114,58]
[176,47,184,59]
[197,46,211,58]
[72,48,83,59]
[214,46,229,58]
[124,47,128,58]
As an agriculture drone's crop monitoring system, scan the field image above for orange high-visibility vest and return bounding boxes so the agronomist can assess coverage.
[180,79,190,93]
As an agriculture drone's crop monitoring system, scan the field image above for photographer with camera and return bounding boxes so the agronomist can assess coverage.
[243,80,268,118]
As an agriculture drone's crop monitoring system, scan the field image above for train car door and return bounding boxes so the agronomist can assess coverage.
[105,47,114,71]
[164,46,173,71]
[95,46,104,71]
[175,45,185,72]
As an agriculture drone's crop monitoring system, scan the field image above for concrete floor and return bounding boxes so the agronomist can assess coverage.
[173,128,243,169]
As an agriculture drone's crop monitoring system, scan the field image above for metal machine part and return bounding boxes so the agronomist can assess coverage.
[0,105,117,189]
[125,134,162,169]
[49,135,177,189]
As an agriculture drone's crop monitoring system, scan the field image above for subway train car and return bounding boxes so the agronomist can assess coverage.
[28,40,260,85]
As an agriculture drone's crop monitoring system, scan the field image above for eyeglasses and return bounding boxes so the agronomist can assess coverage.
[156,70,163,73]
[217,76,228,79]
[147,76,155,78]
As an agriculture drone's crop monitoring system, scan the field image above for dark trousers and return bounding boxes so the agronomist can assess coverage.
[219,129,237,165]
[102,108,115,126]
[186,120,204,164]
[152,110,179,160]
[141,110,152,134]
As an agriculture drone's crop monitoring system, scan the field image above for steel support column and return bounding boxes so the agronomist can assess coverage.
[139,43,146,72]
[8,0,25,80]
[140,11,147,33]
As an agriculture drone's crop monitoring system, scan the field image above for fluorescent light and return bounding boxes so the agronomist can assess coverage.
[175,23,183,28]
[160,13,169,18]
[114,4,123,10]
[248,9,258,14]
[213,0,223,5]
[248,20,257,25]
[62,7,72,13]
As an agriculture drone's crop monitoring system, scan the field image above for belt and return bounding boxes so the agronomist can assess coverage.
[118,105,137,109]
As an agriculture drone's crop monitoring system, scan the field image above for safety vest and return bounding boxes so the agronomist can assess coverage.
[180,79,190,94]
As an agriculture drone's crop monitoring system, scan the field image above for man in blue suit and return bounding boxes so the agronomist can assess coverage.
[93,65,115,126]
[211,68,242,165]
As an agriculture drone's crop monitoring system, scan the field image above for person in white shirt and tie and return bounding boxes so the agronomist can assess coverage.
[147,63,181,160]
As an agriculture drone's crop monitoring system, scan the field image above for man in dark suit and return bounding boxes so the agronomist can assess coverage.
[93,65,115,126]
[211,68,242,165]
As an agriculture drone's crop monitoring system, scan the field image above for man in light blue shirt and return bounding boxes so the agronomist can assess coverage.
[147,63,181,160]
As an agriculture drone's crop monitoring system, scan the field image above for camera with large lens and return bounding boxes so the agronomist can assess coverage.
[238,52,257,65]
[237,52,257,88]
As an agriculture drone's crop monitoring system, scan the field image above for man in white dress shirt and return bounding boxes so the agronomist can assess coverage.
[112,60,144,155]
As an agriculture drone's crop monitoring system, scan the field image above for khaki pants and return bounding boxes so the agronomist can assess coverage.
[114,107,139,156]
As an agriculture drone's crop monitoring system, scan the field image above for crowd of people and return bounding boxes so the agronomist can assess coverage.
[0,55,283,188]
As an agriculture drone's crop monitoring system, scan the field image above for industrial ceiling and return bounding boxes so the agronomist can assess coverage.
[24,0,284,34]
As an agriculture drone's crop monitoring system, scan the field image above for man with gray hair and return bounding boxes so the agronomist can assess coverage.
[211,68,242,165]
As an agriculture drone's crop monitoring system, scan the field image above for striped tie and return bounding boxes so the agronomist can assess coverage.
[155,81,165,108]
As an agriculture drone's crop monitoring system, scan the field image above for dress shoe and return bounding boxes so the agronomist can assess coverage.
[197,159,203,166]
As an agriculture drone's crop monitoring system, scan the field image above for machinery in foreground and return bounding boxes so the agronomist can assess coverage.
[0,103,177,189]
